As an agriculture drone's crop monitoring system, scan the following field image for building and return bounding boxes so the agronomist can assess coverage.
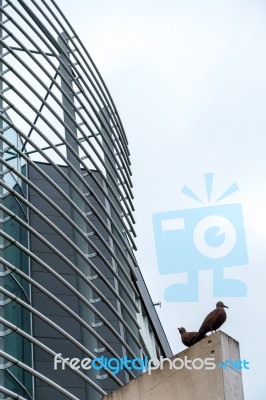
[0,1,171,399]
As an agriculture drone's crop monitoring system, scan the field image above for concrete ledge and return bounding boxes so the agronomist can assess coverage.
[102,331,244,400]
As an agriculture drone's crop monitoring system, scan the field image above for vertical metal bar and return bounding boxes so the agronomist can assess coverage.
[100,108,128,381]
[0,0,5,395]
[58,32,99,399]
[100,107,140,383]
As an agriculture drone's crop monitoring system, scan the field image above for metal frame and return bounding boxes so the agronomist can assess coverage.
[0,385,27,400]
[0,0,140,398]
[0,1,171,399]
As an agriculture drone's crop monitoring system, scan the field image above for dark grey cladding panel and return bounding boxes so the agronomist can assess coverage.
[29,195,73,217]
[91,301,122,324]
[28,177,70,199]
[87,235,113,256]
[98,319,121,337]
[31,272,77,295]
[34,381,86,400]
[30,254,76,274]
[34,340,84,362]
[88,259,116,279]
[33,316,82,341]
[92,276,118,292]
[93,318,122,339]
[84,199,110,221]
[87,214,109,244]
[92,280,122,305]
[97,345,128,360]
[30,234,75,256]
[29,163,107,213]
[32,291,79,314]
[28,162,128,396]
[84,173,107,203]
[28,163,72,184]
[29,214,73,236]
[93,326,124,344]
[34,360,85,388]
[27,162,144,397]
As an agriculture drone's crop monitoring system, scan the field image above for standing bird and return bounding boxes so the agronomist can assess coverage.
[178,327,206,347]
[192,301,228,344]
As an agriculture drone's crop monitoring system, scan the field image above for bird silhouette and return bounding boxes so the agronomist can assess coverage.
[178,327,206,347]
[192,301,228,344]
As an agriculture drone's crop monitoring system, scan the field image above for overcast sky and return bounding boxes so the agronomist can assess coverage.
[57,1,266,398]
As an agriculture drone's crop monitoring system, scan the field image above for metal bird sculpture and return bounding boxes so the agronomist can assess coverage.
[192,301,229,344]
[178,327,206,347]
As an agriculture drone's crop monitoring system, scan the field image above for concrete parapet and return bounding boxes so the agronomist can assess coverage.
[102,331,244,400]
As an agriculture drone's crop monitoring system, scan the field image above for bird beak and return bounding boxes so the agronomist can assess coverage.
[223,305,229,308]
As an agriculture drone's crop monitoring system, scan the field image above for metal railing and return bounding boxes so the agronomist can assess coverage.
[0,1,143,398]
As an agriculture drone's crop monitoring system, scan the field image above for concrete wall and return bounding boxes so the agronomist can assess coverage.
[102,331,244,400]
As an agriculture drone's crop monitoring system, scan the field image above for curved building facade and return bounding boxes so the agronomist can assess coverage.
[0,1,171,399]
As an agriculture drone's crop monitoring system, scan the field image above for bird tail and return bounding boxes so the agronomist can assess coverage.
[191,330,206,345]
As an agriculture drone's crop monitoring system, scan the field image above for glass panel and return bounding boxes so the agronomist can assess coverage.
[3,171,17,189]
[3,127,18,148]
[4,273,29,303]
[3,191,28,222]
[4,154,18,171]
[21,163,27,197]
[5,301,31,334]
[5,369,32,400]
[1,119,31,397]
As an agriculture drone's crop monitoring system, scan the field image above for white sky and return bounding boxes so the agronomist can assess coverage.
[57,1,266,398]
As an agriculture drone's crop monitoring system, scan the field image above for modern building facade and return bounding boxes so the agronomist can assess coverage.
[0,1,171,399]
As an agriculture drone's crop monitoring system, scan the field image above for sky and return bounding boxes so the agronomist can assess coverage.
[57,1,266,398]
